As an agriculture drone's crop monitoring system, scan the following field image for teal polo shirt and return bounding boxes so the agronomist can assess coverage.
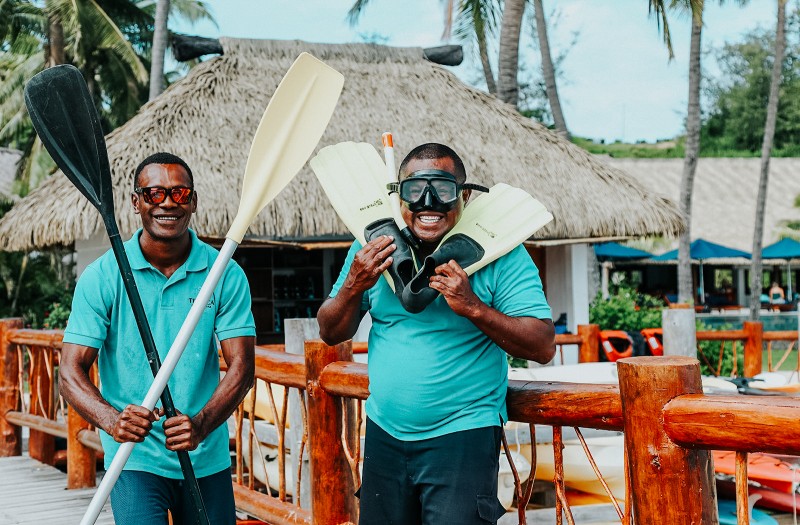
[330,243,551,441]
[63,229,255,478]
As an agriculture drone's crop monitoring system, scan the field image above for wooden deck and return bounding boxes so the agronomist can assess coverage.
[0,456,114,525]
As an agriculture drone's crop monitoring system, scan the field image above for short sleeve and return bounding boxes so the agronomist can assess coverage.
[214,260,256,341]
[328,242,369,310]
[63,266,113,349]
[490,245,552,320]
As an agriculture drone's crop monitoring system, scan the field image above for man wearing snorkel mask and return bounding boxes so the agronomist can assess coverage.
[318,143,555,525]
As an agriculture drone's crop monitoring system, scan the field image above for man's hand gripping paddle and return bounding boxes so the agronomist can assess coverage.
[24,64,211,525]
[73,53,344,524]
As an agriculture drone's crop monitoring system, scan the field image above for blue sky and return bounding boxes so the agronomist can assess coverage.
[173,0,777,143]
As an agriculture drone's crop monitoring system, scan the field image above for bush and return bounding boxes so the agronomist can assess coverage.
[696,321,743,377]
[589,286,664,332]
[43,302,71,330]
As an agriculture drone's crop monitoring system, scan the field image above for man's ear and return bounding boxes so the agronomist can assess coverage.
[191,192,198,213]
[131,192,140,214]
[461,188,472,205]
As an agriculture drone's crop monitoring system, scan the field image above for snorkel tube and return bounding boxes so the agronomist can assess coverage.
[382,132,420,250]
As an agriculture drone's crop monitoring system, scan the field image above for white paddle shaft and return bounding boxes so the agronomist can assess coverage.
[381,132,405,228]
[80,239,238,525]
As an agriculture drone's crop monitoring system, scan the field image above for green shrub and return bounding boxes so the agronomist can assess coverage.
[43,302,71,330]
[696,321,743,377]
[589,286,664,332]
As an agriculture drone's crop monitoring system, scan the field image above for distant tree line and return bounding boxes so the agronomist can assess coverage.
[702,8,800,156]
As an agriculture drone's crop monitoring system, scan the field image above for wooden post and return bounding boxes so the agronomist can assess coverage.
[28,345,55,465]
[617,356,717,524]
[0,318,22,456]
[743,321,763,378]
[662,304,697,358]
[67,404,96,488]
[305,340,357,525]
[577,324,600,363]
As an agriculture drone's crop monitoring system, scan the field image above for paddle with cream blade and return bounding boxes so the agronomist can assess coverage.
[24,64,210,525]
[381,132,418,250]
[79,52,344,525]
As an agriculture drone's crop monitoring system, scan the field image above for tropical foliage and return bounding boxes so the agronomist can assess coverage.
[0,200,74,327]
[0,0,213,195]
[589,285,664,333]
[703,10,800,156]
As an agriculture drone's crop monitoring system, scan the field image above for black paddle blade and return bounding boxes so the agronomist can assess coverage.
[24,65,115,219]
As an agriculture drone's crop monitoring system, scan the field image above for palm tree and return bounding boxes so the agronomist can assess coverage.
[149,0,170,100]
[143,0,215,100]
[496,0,525,106]
[532,0,568,138]
[348,0,501,94]
[749,0,787,320]
[648,0,702,304]
[451,0,501,94]
[0,0,150,194]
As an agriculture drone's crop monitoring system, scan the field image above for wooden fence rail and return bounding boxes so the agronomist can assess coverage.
[4,317,800,524]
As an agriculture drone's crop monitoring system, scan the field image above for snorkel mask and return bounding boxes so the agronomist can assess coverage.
[387,169,489,213]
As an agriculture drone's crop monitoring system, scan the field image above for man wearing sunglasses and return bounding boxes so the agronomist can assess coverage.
[60,152,255,524]
[318,143,555,525]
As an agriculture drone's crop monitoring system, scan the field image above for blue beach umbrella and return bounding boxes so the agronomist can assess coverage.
[762,238,800,259]
[652,238,751,262]
[594,242,653,261]
[762,238,800,298]
[652,239,751,304]
[594,243,652,299]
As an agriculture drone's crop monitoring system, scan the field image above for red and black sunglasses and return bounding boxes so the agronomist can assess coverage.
[134,186,194,205]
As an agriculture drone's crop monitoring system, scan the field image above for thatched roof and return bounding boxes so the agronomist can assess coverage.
[0,148,21,201]
[0,39,683,251]
[604,157,800,252]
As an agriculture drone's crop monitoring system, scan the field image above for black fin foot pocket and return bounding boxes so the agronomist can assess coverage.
[400,234,485,313]
[364,218,417,301]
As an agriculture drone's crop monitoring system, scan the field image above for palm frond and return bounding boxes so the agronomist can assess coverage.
[454,0,501,43]
[81,0,148,82]
[346,0,372,26]
[169,0,216,26]
[649,0,676,59]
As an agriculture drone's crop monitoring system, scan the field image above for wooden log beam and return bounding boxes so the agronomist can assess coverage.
[506,380,623,431]
[617,356,717,524]
[664,394,800,456]
[421,44,463,65]
[77,428,103,452]
[7,329,64,349]
[319,361,369,400]
[4,411,66,439]
[170,34,464,67]
[763,330,797,341]
[696,330,746,341]
[254,348,305,389]
[0,318,22,456]
[305,340,358,525]
[231,483,312,525]
[555,334,584,346]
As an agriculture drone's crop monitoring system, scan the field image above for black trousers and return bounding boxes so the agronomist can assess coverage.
[358,418,507,525]
[110,467,235,525]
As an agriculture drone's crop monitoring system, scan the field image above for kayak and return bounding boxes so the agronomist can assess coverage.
[717,478,800,513]
[717,498,778,525]
[713,451,800,493]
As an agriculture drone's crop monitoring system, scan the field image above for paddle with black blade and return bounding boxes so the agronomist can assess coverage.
[78,52,344,525]
[24,64,210,525]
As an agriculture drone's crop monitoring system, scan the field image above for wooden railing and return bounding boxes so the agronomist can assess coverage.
[3,317,800,524]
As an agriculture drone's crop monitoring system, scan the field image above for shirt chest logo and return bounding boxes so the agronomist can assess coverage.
[188,295,215,308]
